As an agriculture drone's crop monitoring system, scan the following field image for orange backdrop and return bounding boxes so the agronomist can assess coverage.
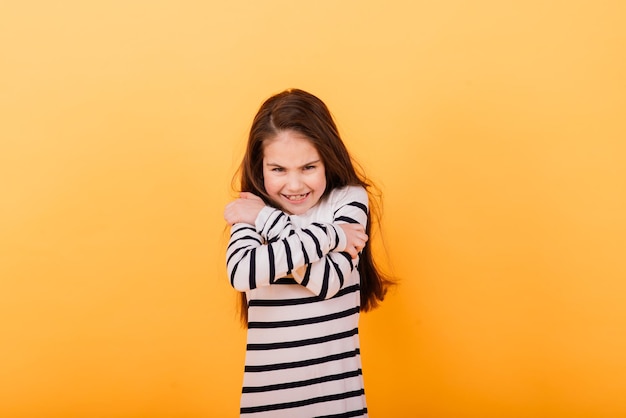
[2,1,625,417]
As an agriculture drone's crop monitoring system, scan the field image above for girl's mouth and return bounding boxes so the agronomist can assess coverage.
[283,192,310,202]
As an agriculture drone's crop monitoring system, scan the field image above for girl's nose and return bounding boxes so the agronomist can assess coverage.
[285,173,304,191]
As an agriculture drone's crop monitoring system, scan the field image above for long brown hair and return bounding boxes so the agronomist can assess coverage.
[233,88,392,325]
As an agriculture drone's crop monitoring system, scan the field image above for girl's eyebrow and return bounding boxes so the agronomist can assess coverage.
[301,159,321,167]
[265,160,321,168]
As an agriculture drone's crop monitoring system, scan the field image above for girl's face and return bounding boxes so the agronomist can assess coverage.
[262,130,327,215]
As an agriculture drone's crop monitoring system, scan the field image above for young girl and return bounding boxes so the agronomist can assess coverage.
[224,89,391,417]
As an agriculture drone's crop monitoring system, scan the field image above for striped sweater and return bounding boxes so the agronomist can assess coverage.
[226,185,369,417]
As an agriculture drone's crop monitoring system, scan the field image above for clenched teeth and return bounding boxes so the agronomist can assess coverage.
[285,193,308,201]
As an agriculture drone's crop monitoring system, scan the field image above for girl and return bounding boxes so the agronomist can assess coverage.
[224,89,391,417]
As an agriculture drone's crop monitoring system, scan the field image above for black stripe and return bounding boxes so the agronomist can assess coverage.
[273,277,298,285]
[240,389,365,414]
[333,201,367,216]
[248,284,359,307]
[298,240,311,286]
[227,234,261,250]
[249,249,256,289]
[300,263,312,287]
[335,216,359,224]
[268,245,275,284]
[247,328,358,351]
[347,201,367,214]
[317,407,369,418]
[244,348,360,373]
[248,306,359,329]
[230,259,239,287]
[336,283,359,297]
[226,245,246,265]
[329,255,344,288]
[339,251,354,271]
[230,248,251,287]
[302,228,323,258]
[319,258,330,299]
[301,241,310,265]
[329,224,339,251]
[312,222,327,232]
[267,211,284,235]
[242,369,362,393]
[250,294,320,307]
[283,239,293,274]
[333,201,367,217]
[229,225,256,238]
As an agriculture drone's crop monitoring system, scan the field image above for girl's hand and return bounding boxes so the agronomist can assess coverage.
[224,192,266,225]
[338,223,368,259]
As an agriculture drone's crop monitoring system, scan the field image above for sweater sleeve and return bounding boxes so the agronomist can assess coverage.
[291,186,369,299]
[226,186,369,299]
[226,214,343,293]
[255,206,346,251]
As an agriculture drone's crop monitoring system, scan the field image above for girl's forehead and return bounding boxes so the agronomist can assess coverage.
[262,131,316,151]
[262,131,321,162]
[264,129,311,144]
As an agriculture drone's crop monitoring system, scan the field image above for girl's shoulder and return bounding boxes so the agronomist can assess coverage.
[327,184,368,206]
[296,185,367,224]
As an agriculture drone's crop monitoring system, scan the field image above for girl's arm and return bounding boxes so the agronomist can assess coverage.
[290,187,368,299]
[226,186,369,299]
[226,218,344,293]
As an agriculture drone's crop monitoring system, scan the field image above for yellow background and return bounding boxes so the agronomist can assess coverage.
[1,1,625,417]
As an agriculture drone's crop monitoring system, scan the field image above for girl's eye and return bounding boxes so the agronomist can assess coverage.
[304,165,316,171]
[271,167,284,172]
